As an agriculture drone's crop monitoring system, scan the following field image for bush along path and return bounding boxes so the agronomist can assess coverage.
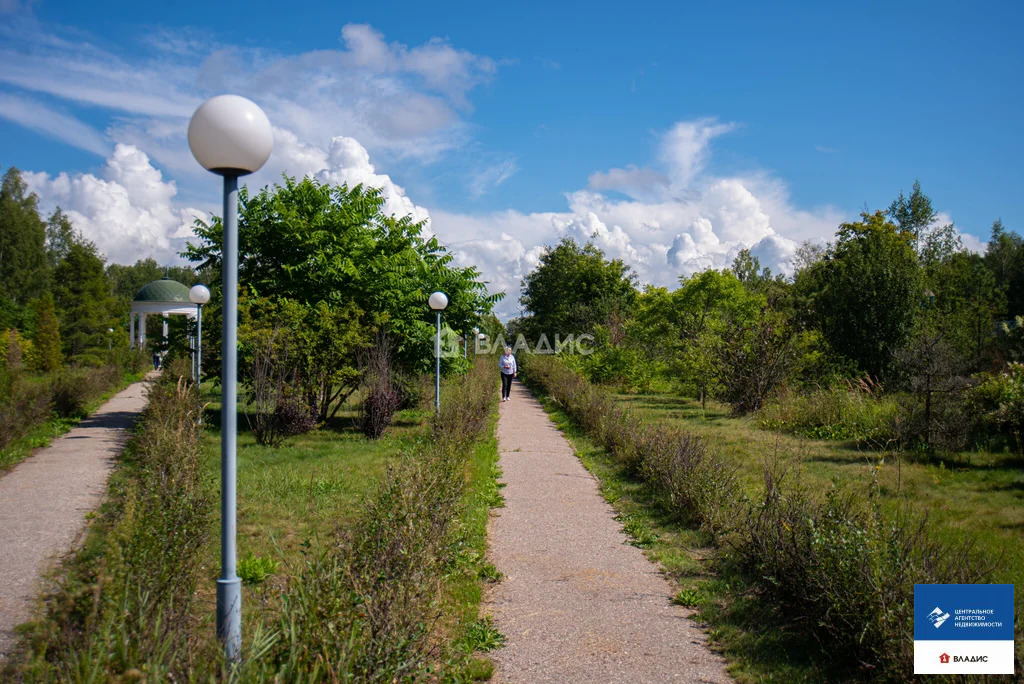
[484,379,731,683]
[0,371,157,662]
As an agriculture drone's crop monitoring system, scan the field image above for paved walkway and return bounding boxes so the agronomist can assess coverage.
[485,381,731,683]
[0,375,155,661]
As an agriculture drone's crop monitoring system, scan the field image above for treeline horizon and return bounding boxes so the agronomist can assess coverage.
[510,180,1023,453]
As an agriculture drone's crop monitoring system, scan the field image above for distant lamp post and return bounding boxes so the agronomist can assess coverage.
[473,327,481,356]
[188,94,272,662]
[428,291,449,415]
[107,328,114,350]
[190,284,210,422]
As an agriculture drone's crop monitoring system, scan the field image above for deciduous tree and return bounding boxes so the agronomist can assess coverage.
[798,211,922,381]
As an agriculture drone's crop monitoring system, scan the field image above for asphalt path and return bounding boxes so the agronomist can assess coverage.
[485,380,731,683]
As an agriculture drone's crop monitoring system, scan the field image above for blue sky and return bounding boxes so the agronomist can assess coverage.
[1,0,1022,315]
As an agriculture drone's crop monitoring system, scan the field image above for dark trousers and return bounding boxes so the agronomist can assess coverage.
[501,372,514,398]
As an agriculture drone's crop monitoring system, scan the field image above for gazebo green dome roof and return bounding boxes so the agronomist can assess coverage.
[134,277,191,303]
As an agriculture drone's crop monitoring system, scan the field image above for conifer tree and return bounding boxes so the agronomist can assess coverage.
[32,292,62,372]
[53,239,115,363]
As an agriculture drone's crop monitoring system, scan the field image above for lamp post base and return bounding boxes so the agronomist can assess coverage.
[216,576,242,661]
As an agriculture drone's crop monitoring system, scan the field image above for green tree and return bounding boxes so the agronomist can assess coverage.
[887,180,937,249]
[625,270,764,404]
[0,167,49,321]
[985,219,1024,319]
[45,208,76,272]
[922,246,1003,369]
[185,177,499,375]
[31,292,62,372]
[53,239,116,364]
[675,269,763,334]
[730,248,772,285]
[519,238,636,338]
[798,211,922,381]
[239,295,367,421]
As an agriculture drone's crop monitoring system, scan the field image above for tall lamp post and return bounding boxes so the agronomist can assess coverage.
[187,94,272,662]
[190,284,210,422]
[428,291,448,415]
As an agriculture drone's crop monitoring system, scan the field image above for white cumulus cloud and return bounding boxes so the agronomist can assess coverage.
[23,144,206,265]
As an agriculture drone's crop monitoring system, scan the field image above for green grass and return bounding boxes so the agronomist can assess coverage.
[191,389,431,634]
[441,406,504,680]
[0,370,145,471]
[613,393,1024,589]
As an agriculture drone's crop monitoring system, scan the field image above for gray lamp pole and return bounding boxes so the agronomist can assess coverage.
[428,291,448,416]
[188,94,272,663]
[190,284,210,423]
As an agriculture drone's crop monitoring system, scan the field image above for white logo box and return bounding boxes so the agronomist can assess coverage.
[914,640,1015,675]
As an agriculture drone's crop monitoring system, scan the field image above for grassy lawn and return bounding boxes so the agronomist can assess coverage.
[613,393,1024,589]
[188,374,504,680]
[191,388,433,637]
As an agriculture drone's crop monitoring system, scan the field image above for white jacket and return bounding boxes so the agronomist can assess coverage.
[499,354,517,375]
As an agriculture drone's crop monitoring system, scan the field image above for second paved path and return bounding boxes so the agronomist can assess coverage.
[485,380,731,684]
[0,375,155,662]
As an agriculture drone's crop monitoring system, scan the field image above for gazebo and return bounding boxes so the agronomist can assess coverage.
[130,277,198,349]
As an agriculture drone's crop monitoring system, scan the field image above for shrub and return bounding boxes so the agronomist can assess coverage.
[0,377,52,452]
[638,426,737,533]
[393,369,430,410]
[523,354,993,680]
[717,315,799,414]
[971,362,1024,452]
[568,345,659,393]
[238,553,280,585]
[894,330,974,453]
[271,386,318,439]
[733,462,990,680]
[51,366,122,418]
[434,359,498,449]
[360,331,401,439]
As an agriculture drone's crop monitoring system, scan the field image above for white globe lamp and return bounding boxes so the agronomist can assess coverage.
[187,94,273,663]
[187,95,272,176]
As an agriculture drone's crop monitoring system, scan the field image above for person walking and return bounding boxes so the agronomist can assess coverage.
[499,346,517,402]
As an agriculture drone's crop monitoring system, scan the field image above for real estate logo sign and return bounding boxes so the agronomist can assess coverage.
[914,584,1015,675]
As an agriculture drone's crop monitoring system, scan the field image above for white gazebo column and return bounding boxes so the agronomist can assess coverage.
[140,313,147,347]
[162,316,169,346]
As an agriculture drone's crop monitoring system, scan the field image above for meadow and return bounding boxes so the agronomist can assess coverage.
[616,392,1024,589]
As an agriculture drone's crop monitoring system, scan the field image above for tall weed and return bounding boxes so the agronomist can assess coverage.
[757,378,901,444]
